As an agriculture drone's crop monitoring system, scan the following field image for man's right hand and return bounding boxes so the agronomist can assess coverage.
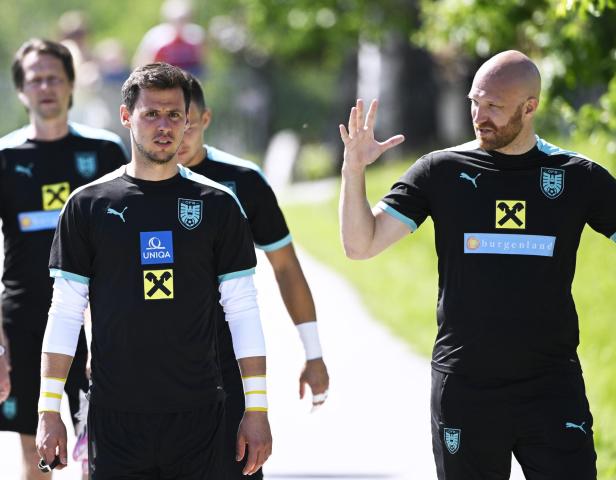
[339,98,405,173]
[36,412,68,470]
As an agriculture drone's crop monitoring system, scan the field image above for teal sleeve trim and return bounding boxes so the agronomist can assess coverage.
[255,233,292,252]
[49,268,90,285]
[218,267,256,283]
[376,201,418,232]
[611,232,616,243]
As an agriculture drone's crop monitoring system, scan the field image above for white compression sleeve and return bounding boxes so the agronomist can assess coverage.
[42,278,89,356]
[219,275,266,359]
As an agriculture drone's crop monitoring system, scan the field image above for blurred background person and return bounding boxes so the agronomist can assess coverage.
[132,0,207,77]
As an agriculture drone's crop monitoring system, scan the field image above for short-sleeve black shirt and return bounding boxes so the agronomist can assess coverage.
[379,137,616,380]
[191,146,291,251]
[49,165,257,412]
[190,146,291,372]
[0,123,127,333]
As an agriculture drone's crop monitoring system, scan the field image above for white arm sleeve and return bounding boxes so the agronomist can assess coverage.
[42,278,89,356]
[219,275,266,359]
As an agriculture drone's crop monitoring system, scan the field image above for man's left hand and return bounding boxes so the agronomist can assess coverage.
[236,411,272,475]
[299,358,329,410]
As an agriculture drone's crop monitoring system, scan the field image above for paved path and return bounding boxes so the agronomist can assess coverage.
[0,248,525,479]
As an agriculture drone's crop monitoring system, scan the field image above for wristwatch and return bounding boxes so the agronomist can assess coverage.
[0,345,6,357]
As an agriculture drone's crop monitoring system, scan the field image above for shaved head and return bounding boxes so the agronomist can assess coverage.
[468,50,542,153]
[474,50,541,102]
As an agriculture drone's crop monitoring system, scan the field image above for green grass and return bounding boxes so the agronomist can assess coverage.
[283,154,616,478]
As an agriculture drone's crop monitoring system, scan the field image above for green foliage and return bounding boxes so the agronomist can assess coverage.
[231,0,419,66]
[284,152,616,478]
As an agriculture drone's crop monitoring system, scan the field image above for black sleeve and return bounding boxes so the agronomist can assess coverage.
[215,196,258,281]
[586,162,616,240]
[378,154,432,231]
[247,172,291,251]
[49,194,94,283]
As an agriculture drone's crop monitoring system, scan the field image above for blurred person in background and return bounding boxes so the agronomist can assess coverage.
[178,73,329,479]
[57,10,109,129]
[0,38,127,479]
[133,0,207,77]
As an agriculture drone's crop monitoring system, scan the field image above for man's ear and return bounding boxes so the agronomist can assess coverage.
[525,97,539,116]
[120,104,131,129]
[17,90,29,109]
[202,108,212,130]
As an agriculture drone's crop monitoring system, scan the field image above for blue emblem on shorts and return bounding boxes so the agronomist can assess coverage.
[540,167,564,199]
[140,231,174,265]
[75,152,98,179]
[220,181,237,195]
[444,428,461,454]
[2,397,17,420]
[178,198,203,230]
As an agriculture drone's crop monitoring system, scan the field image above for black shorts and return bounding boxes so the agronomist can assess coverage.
[88,397,224,480]
[431,368,597,480]
[221,357,264,480]
[0,323,89,435]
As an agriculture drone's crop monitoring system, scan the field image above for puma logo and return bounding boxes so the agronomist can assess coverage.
[460,172,481,189]
[565,421,587,434]
[15,163,34,177]
[106,206,127,223]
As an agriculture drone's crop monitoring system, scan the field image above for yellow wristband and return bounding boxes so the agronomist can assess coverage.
[242,375,268,412]
[38,377,66,413]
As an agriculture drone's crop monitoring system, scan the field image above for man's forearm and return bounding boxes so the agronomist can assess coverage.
[238,355,266,377]
[266,245,316,326]
[41,352,73,381]
[339,166,377,259]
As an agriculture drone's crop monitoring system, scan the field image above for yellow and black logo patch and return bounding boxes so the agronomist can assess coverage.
[495,200,526,229]
[42,182,70,210]
[143,269,174,300]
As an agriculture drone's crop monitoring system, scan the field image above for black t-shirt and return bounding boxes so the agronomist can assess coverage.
[49,165,257,412]
[0,123,127,333]
[379,137,616,380]
[190,145,291,373]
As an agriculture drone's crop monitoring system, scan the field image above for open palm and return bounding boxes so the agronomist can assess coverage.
[339,99,405,169]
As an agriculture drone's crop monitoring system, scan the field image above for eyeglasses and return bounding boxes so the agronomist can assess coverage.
[24,76,66,88]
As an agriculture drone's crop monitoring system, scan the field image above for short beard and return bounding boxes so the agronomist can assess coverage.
[476,103,524,151]
[132,131,178,165]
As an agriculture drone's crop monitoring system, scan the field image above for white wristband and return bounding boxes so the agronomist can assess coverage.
[38,377,66,413]
[242,375,268,412]
[296,321,323,360]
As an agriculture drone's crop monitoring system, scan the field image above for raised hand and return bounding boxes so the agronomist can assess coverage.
[339,99,405,172]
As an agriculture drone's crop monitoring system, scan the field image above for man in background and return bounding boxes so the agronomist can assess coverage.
[178,73,329,479]
[0,38,126,479]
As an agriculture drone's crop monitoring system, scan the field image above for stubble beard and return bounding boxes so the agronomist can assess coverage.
[476,103,524,151]
[132,131,179,165]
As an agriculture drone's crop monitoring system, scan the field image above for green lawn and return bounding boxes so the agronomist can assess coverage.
[283,154,616,478]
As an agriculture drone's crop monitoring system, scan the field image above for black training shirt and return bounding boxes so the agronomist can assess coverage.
[379,136,616,380]
[191,146,292,373]
[49,165,257,412]
[0,123,127,333]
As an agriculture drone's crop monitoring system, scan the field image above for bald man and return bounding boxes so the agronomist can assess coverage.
[339,50,616,479]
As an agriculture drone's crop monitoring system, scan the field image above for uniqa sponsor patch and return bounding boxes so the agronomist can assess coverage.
[140,231,174,265]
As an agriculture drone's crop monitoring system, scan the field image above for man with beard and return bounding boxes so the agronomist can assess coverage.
[0,38,126,480]
[338,50,616,479]
[177,74,329,479]
[35,63,272,478]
